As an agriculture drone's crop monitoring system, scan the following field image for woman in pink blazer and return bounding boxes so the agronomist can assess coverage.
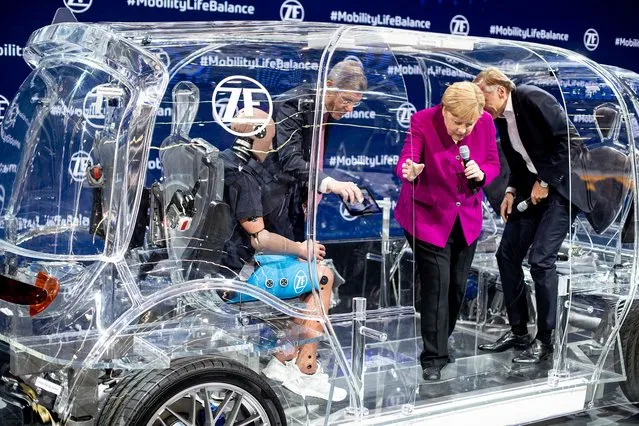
[394,82,500,381]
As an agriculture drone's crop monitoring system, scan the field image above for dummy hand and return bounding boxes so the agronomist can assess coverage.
[401,159,425,182]
[325,180,363,205]
[500,193,514,223]
[530,180,549,205]
[299,240,326,261]
[463,160,485,182]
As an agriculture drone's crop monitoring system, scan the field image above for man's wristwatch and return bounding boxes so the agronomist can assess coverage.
[537,179,549,188]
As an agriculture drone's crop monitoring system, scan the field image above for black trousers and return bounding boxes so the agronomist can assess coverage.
[406,218,477,369]
[496,190,577,335]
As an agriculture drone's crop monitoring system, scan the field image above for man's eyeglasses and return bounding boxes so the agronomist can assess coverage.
[337,92,362,108]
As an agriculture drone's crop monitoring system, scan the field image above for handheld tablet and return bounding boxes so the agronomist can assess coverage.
[342,187,382,216]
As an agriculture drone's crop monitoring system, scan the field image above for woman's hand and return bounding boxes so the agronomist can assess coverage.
[463,159,485,182]
[401,159,425,182]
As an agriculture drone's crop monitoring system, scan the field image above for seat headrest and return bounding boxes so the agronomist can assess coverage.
[593,103,622,141]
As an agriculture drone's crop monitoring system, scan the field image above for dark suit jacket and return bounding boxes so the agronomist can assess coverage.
[272,85,330,240]
[495,85,593,213]
[273,84,330,184]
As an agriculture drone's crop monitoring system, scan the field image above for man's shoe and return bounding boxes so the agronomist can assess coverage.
[478,331,531,352]
[512,339,553,364]
[422,365,442,381]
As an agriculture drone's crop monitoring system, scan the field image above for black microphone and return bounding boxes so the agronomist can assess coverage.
[459,145,477,193]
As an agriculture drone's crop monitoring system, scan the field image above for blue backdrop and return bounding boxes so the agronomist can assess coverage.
[0,0,638,243]
[0,0,638,113]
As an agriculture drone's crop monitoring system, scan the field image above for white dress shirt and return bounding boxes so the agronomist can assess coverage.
[503,94,537,195]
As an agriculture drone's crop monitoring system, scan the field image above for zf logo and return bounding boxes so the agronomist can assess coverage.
[339,203,358,222]
[212,76,273,137]
[396,102,416,129]
[449,15,470,36]
[69,151,93,183]
[3,97,18,129]
[0,95,9,123]
[280,0,304,22]
[83,86,108,129]
[0,185,5,215]
[214,98,239,128]
[343,55,363,66]
[584,28,599,51]
[293,270,308,294]
[498,59,517,73]
[64,0,92,13]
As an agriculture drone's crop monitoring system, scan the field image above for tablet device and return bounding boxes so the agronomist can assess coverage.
[342,187,381,216]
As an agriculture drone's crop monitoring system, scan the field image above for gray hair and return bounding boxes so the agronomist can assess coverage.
[327,59,368,91]
[473,67,516,93]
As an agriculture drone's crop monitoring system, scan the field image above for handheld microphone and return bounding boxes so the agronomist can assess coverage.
[459,145,477,193]
[516,197,532,212]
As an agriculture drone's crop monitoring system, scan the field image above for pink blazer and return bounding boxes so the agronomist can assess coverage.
[394,105,500,248]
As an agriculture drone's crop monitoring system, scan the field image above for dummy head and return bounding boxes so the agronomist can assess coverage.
[230,108,276,162]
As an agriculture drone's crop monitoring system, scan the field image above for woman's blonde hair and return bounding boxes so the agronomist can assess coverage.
[441,81,485,122]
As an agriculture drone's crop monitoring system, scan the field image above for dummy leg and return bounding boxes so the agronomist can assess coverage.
[274,348,297,363]
[297,266,334,374]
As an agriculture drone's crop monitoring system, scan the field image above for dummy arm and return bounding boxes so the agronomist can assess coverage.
[240,217,304,258]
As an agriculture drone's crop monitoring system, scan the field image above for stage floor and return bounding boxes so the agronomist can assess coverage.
[259,313,633,425]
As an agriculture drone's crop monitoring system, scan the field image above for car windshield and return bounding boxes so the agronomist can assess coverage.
[0,23,165,257]
[0,64,130,256]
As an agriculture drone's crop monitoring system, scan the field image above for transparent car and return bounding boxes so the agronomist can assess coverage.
[0,9,637,426]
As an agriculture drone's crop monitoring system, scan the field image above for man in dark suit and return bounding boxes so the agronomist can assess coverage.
[473,67,592,364]
[274,59,366,240]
